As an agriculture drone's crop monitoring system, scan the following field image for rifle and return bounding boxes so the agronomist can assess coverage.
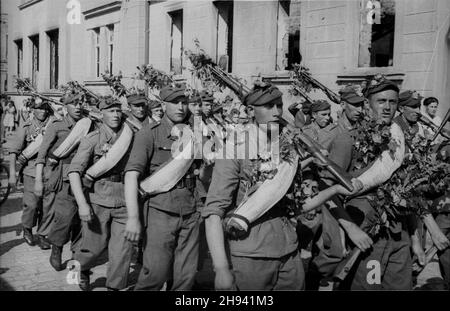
[431,107,450,142]
[294,66,341,105]
[419,113,450,140]
[207,63,354,191]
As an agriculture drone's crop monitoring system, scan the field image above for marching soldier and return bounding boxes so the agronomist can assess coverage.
[35,92,88,271]
[8,98,55,248]
[68,96,133,291]
[124,85,201,291]
[394,90,450,286]
[308,86,374,287]
[341,78,422,290]
[126,93,153,127]
[302,99,334,149]
[202,84,360,290]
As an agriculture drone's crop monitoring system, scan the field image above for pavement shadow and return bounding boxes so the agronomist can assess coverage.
[0,276,16,291]
[0,196,22,217]
[90,276,107,290]
[0,223,22,235]
[0,238,24,257]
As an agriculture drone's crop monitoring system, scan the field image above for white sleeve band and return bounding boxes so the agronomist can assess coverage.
[357,122,405,193]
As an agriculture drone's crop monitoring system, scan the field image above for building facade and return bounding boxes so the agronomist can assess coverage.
[4,0,450,120]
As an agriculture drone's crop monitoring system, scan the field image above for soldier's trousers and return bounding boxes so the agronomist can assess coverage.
[435,213,450,287]
[349,229,412,290]
[231,251,305,290]
[22,175,55,236]
[135,208,200,291]
[74,203,133,290]
[47,181,81,250]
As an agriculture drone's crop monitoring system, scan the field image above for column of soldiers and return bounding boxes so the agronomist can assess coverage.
[7,74,450,291]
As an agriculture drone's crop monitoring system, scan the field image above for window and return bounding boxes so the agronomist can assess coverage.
[107,24,114,74]
[47,29,59,89]
[214,1,233,72]
[169,10,183,75]
[93,28,100,77]
[29,34,39,87]
[358,0,395,67]
[15,39,23,77]
[276,0,301,70]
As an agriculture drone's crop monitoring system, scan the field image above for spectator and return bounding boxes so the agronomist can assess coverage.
[3,100,17,137]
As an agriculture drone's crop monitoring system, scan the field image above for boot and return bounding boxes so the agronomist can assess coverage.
[23,227,35,246]
[79,270,91,291]
[37,235,51,250]
[49,245,64,271]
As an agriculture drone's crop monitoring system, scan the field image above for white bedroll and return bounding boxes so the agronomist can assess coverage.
[52,118,92,158]
[140,126,195,195]
[225,153,300,233]
[85,123,134,181]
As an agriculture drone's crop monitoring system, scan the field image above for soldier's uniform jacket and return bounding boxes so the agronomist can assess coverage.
[202,158,298,258]
[127,114,155,129]
[9,116,54,177]
[68,123,129,207]
[36,115,90,191]
[125,116,197,216]
[302,121,336,150]
[326,113,358,172]
[393,115,426,151]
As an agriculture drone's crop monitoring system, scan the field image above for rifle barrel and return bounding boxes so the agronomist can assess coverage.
[431,107,450,142]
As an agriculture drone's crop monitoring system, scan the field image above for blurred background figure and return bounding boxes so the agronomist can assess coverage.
[3,100,17,138]
[423,97,442,126]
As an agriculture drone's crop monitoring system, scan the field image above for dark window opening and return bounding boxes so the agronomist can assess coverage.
[47,29,59,89]
[169,9,183,75]
[276,0,301,70]
[15,39,23,78]
[358,0,395,67]
[214,1,234,72]
[29,34,39,87]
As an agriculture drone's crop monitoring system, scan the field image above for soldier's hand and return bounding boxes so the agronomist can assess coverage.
[411,238,426,266]
[78,204,93,222]
[8,174,17,192]
[345,223,373,252]
[124,217,142,242]
[429,228,450,251]
[34,180,44,197]
[214,267,235,291]
[334,178,363,196]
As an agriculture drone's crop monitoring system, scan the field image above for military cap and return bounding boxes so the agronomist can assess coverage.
[310,100,331,113]
[126,93,147,105]
[243,82,283,106]
[301,101,313,115]
[188,90,201,103]
[398,90,423,108]
[149,100,162,109]
[212,103,223,113]
[200,90,215,102]
[363,74,399,97]
[339,85,365,105]
[31,98,52,110]
[60,91,83,105]
[159,85,188,103]
[98,96,122,110]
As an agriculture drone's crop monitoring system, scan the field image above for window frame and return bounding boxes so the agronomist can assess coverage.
[93,27,101,77]
[107,24,114,75]
[344,0,404,75]
[168,9,184,75]
[47,29,59,90]
[15,39,23,78]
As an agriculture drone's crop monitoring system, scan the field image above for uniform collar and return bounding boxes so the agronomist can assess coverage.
[338,112,355,131]
[99,123,122,144]
[64,114,77,129]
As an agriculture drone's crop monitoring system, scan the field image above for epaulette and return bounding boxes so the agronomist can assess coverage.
[149,121,161,129]
[85,129,100,139]
[325,122,338,131]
